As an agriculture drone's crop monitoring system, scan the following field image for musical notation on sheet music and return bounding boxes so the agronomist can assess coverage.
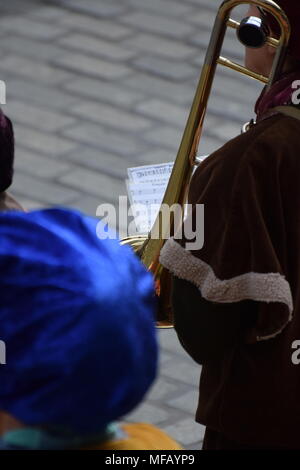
[126,159,208,234]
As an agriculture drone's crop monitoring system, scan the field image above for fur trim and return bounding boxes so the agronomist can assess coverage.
[160,238,293,340]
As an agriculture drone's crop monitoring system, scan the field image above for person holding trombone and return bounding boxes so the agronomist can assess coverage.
[160,0,300,450]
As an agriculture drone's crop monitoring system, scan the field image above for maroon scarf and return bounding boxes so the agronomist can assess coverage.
[255,70,300,121]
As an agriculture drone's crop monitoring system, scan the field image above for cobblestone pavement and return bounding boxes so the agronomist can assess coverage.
[1,0,264,450]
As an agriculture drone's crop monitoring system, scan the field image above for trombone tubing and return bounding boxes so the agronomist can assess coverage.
[217,57,269,83]
[217,0,290,88]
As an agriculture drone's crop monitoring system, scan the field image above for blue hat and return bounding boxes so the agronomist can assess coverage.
[0,208,157,434]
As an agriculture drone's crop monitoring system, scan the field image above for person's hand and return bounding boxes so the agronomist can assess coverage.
[0,192,25,212]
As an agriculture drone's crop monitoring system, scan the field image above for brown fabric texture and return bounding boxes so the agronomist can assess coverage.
[202,427,295,450]
[160,111,300,447]
[264,1,300,60]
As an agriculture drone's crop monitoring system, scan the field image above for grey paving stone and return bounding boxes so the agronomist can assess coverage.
[0,0,40,15]
[168,390,199,415]
[7,79,78,111]
[185,442,203,451]
[58,33,138,62]
[27,5,66,21]
[126,0,195,17]
[14,124,78,158]
[196,135,224,157]
[141,133,222,166]
[163,418,205,446]
[206,118,242,143]
[63,77,145,108]
[140,148,175,166]
[185,9,216,28]
[51,0,128,18]
[120,11,194,39]
[135,99,190,128]
[132,55,198,82]
[185,0,215,11]
[63,146,131,180]
[123,72,194,106]
[6,100,76,133]
[157,350,174,366]
[70,101,154,133]
[142,126,183,152]
[0,16,67,40]
[146,379,183,402]
[224,32,246,61]
[14,148,72,179]
[58,13,134,40]
[208,93,255,124]
[12,172,80,205]
[0,35,63,61]
[123,33,198,60]
[0,56,73,85]
[161,359,201,387]
[58,167,127,202]
[52,53,132,80]
[158,329,190,357]
[197,111,242,145]
[124,403,169,425]
[69,194,109,217]
[62,123,148,157]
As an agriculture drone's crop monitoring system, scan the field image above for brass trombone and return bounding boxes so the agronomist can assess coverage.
[121,0,290,328]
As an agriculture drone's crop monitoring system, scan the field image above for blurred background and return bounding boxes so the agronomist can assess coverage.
[1,0,264,449]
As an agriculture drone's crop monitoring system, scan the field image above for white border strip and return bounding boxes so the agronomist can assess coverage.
[160,238,293,339]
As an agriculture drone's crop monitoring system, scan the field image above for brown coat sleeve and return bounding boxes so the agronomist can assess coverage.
[172,276,258,364]
[161,115,296,343]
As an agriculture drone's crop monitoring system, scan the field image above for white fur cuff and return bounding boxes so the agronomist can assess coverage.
[160,238,293,340]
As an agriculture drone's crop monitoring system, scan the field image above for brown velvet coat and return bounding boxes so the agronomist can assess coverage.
[160,112,300,447]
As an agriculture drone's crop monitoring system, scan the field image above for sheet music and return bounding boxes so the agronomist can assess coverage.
[126,180,169,233]
[126,159,208,234]
[128,162,173,184]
